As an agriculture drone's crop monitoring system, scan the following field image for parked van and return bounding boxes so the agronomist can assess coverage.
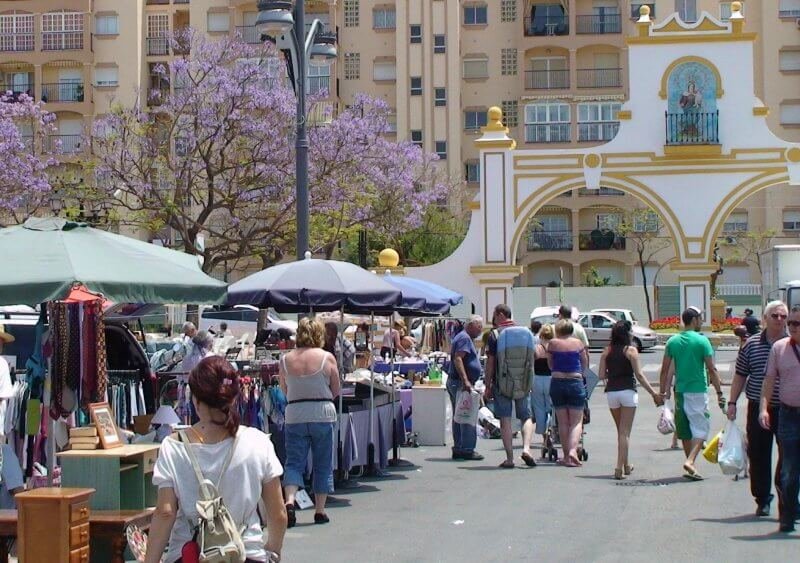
[199,305,297,341]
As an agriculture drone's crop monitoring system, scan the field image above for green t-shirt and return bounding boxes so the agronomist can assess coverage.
[665,330,714,393]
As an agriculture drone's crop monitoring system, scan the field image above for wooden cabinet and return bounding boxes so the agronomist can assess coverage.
[58,444,161,511]
[16,487,95,563]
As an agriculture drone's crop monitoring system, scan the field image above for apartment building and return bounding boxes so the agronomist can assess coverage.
[1,0,799,290]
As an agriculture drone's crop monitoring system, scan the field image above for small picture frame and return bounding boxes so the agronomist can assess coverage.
[89,402,122,449]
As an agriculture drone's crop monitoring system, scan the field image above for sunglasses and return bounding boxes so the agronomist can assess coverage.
[788,321,800,328]
[771,313,788,320]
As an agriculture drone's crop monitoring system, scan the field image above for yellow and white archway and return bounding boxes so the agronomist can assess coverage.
[409,4,800,322]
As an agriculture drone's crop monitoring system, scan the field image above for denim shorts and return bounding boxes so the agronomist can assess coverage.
[549,377,586,410]
[492,386,532,420]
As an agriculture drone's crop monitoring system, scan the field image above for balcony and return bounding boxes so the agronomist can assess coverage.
[307,75,330,95]
[45,134,83,155]
[524,16,569,36]
[146,0,170,4]
[527,231,573,251]
[525,69,569,90]
[576,14,622,34]
[41,83,85,103]
[42,31,83,51]
[146,37,169,56]
[578,121,620,142]
[0,33,35,52]
[579,229,626,251]
[665,111,719,145]
[577,68,622,88]
[525,123,570,143]
[236,25,262,44]
[1,83,33,100]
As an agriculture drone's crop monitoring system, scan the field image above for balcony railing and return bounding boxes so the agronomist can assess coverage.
[524,16,569,36]
[577,68,622,88]
[236,25,262,44]
[1,83,33,100]
[665,111,719,145]
[525,69,569,89]
[45,134,83,154]
[578,121,620,142]
[42,31,84,51]
[41,83,85,103]
[527,231,573,251]
[0,33,35,52]
[576,14,622,34]
[525,123,570,143]
[579,229,626,250]
[146,37,169,56]
[307,75,330,95]
[578,187,625,196]
[146,0,170,4]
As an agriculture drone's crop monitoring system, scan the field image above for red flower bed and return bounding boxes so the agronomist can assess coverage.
[650,316,744,332]
[650,316,679,330]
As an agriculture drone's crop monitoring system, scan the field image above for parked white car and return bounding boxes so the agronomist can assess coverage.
[579,312,657,351]
[591,308,643,327]
[529,305,579,326]
[199,305,297,341]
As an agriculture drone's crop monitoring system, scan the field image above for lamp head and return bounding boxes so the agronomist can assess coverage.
[256,0,294,37]
[309,31,337,67]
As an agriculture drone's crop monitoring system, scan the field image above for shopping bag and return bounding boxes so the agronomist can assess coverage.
[718,420,746,475]
[657,400,676,435]
[702,430,723,464]
[453,389,479,425]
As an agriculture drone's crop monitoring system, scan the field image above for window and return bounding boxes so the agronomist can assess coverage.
[373,60,396,81]
[464,110,488,130]
[780,50,800,72]
[434,34,446,54]
[675,0,696,22]
[410,76,422,95]
[633,211,660,232]
[410,24,422,43]
[780,0,800,17]
[528,57,568,88]
[577,102,621,141]
[434,87,446,107]
[630,3,655,19]
[344,53,360,80]
[465,161,480,183]
[463,57,489,79]
[501,0,517,22]
[0,14,35,52]
[780,103,800,125]
[94,67,118,87]
[463,5,488,25]
[524,103,570,143]
[344,0,359,27]
[596,213,621,230]
[502,100,519,128]
[501,48,518,76]
[373,8,396,29]
[207,12,230,32]
[386,112,397,133]
[42,10,84,50]
[784,210,800,231]
[95,14,118,35]
[723,212,748,232]
[411,130,423,148]
[719,2,743,19]
[307,64,330,94]
[435,141,447,160]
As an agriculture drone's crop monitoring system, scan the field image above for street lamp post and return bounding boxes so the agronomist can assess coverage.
[257,1,337,261]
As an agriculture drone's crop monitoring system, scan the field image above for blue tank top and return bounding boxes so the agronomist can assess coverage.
[550,350,582,373]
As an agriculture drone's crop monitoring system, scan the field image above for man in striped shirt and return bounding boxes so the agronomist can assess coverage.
[728,300,788,517]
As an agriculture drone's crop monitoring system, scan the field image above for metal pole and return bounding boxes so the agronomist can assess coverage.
[294,1,309,261]
[367,313,376,475]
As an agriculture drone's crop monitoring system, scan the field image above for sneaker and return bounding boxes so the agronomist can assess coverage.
[451,451,466,460]
[755,502,771,517]
[461,451,484,461]
[779,522,795,533]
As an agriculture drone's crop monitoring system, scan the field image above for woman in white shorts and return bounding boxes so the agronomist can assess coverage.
[598,321,662,480]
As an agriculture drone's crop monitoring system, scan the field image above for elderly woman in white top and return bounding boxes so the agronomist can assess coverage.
[180,330,214,374]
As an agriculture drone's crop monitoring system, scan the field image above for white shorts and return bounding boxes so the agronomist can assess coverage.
[681,392,710,440]
[606,389,638,409]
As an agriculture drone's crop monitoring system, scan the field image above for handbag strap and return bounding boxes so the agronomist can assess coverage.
[790,340,800,367]
[180,429,240,500]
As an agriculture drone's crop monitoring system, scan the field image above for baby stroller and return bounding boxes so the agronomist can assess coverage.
[542,368,600,462]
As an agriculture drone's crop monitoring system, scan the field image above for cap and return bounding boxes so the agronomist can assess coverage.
[682,307,703,325]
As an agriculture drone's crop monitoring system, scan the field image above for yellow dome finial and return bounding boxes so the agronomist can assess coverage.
[483,106,508,133]
[378,248,400,268]
[637,3,651,23]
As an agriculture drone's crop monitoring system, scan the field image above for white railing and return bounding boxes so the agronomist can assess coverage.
[717,284,761,296]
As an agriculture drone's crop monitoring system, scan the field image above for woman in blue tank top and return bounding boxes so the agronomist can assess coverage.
[547,319,588,467]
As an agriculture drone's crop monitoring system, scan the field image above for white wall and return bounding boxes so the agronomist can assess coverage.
[512,286,655,325]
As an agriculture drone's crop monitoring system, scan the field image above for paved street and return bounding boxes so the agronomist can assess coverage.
[283,364,797,563]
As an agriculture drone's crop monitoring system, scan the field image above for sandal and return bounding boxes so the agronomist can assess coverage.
[614,468,625,480]
[499,460,515,469]
[286,503,296,528]
[521,452,537,467]
[624,465,634,476]
[683,471,704,481]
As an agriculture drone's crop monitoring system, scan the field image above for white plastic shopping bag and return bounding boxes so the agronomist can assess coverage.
[657,400,676,435]
[718,420,746,475]
[453,389,480,425]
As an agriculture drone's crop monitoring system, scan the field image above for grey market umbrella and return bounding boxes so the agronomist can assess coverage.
[0,217,227,305]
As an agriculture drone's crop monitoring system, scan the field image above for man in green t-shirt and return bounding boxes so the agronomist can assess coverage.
[659,307,724,480]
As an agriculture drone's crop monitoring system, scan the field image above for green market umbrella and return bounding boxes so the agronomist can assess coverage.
[0,217,227,305]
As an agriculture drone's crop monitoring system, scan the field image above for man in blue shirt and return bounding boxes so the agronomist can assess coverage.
[447,315,485,460]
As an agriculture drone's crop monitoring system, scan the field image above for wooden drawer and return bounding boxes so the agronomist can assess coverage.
[141,448,158,474]
[70,545,90,563]
[70,522,90,548]
[70,501,90,524]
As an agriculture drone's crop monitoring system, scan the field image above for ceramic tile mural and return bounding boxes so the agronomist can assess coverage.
[667,61,717,114]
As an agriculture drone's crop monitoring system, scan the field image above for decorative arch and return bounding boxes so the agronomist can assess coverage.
[658,56,724,99]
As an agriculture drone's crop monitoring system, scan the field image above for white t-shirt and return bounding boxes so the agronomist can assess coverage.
[572,322,589,348]
[152,426,283,563]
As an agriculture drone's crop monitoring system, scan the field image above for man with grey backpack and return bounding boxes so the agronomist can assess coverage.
[146,357,287,563]
[483,304,537,469]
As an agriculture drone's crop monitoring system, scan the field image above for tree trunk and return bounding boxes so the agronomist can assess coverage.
[639,255,654,324]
